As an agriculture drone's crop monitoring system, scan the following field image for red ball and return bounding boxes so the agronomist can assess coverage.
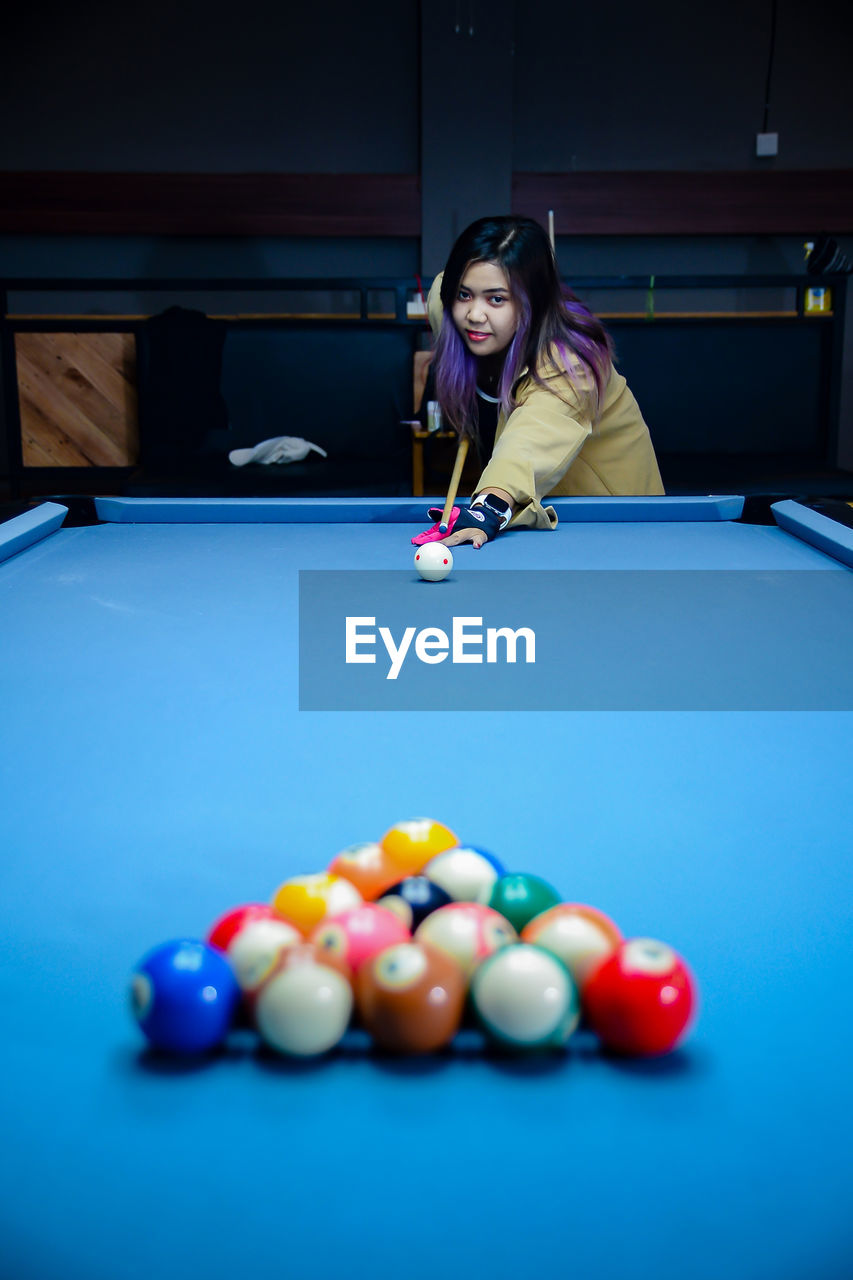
[583,938,697,1056]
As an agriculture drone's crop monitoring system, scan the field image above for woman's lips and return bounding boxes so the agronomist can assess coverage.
[466,331,490,343]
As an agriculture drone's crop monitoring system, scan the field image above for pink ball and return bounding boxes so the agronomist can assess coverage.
[309,903,411,972]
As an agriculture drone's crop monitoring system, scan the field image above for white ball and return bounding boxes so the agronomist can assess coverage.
[255,959,353,1056]
[424,846,502,903]
[471,944,580,1048]
[414,542,453,582]
[226,918,301,993]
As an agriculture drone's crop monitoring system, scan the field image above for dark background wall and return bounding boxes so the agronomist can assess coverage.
[2,0,420,172]
[2,0,852,276]
[515,0,853,172]
[1,0,852,488]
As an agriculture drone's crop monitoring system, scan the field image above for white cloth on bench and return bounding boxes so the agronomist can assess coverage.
[228,436,328,467]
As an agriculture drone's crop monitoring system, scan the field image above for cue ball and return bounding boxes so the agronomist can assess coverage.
[414,543,453,581]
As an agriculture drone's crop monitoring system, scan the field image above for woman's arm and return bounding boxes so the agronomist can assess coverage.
[477,377,594,530]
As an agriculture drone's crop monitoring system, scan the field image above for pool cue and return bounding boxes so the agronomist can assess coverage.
[548,209,555,251]
[439,434,469,533]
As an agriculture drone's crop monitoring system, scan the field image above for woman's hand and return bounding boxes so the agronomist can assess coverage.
[442,523,489,550]
[441,489,514,549]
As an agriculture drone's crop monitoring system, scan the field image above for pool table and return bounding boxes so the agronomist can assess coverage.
[1,495,852,1280]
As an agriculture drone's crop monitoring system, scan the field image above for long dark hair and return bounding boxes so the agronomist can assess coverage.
[434,215,614,437]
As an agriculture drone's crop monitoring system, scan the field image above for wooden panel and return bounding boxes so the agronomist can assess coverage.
[0,172,421,236]
[513,171,853,235]
[2,169,851,238]
[16,333,139,466]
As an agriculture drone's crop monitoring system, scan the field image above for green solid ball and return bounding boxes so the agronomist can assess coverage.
[487,873,562,933]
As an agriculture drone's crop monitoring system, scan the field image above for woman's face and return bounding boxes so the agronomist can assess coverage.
[451,260,519,358]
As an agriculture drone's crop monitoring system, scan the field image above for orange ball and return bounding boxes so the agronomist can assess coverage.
[521,903,623,991]
[379,818,459,877]
[328,842,402,901]
[356,941,466,1053]
[270,873,362,936]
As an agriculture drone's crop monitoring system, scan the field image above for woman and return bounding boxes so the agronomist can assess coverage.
[428,216,664,548]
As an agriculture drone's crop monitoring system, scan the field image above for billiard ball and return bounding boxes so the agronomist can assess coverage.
[470,944,580,1050]
[487,873,562,933]
[414,543,453,581]
[423,844,505,903]
[328,841,402,901]
[130,938,241,1054]
[270,872,362,936]
[309,902,411,972]
[380,817,459,877]
[225,916,302,994]
[254,944,354,1057]
[376,875,453,931]
[414,902,517,980]
[356,941,466,1053]
[521,903,623,991]
[207,902,281,952]
[582,938,697,1056]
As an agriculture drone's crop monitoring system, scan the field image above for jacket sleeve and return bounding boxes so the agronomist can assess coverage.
[477,370,594,529]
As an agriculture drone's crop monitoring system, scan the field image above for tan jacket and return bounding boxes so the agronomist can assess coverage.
[428,275,664,528]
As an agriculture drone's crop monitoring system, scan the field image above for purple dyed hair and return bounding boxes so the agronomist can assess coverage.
[433,215,614,440]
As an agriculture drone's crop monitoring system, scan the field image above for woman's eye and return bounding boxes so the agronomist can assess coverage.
[490,295,505,305]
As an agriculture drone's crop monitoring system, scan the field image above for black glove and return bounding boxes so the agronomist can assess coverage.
[451,494,512,542]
